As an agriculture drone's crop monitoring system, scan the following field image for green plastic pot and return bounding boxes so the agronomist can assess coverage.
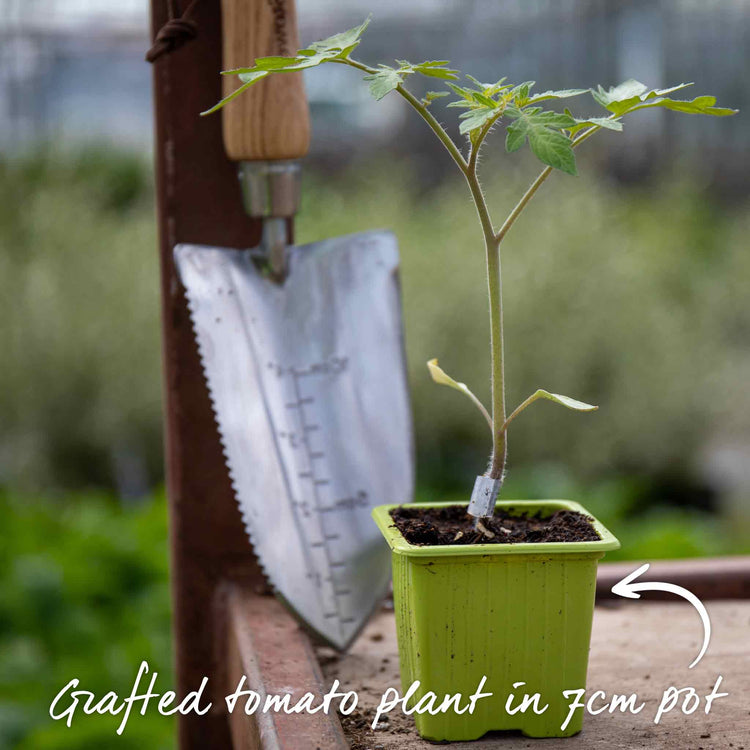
[372,500,620,741]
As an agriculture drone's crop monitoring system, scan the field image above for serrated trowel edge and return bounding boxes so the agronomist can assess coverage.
[175,245,344,647]
[176,249,277,591]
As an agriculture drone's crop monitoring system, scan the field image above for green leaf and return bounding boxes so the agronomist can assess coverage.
[633,94,737,117]
[413,60,459,80]
[364,66,404,100]
[448,75,512,121]
[567,115,623,137]
[464,74,486,88]
[238,70,270,84]
[532,390,598,411]
[528,88,589,104]
[503,389,598,431]
[530,110,577,128]
[469,76,510,96]
[458,105,500,135]
[528,128,577,175]
[205,18,372,115]
[591,79,736,119]
[446,82,476,102]
[306,16,372,59]
[578,116,622,130]
[472,91,498,108]
[509,80,535,104]
[592,78,651,111]
[427,359,492,432]
[504,106,577,174]
[251,55,297,70]
[364,58,458,101]
[421,90,450,107]
[651,83,696,97]
[505,124,526,153]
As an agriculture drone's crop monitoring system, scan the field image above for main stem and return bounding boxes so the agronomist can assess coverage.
[465,171,506,479]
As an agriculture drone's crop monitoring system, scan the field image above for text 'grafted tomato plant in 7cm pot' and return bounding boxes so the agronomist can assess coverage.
[206,17,737,741]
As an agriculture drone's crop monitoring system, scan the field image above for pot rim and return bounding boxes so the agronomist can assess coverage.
[372,499,620,557]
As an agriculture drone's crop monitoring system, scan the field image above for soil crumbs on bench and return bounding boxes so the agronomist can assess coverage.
[390,504,600,546]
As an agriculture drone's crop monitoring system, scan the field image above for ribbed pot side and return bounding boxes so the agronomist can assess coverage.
[373,500,620,741]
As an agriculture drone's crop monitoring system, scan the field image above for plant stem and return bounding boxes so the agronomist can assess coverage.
[464,170,506,479]
[494,124,600,244]
[495,165,552,244]
[395,85,469,174]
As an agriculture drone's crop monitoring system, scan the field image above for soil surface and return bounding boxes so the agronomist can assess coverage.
[390,504,600,546]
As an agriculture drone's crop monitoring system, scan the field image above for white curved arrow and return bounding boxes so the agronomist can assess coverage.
[611,563,711,669]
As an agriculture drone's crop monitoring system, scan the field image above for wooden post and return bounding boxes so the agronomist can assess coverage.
[150,0,262,746]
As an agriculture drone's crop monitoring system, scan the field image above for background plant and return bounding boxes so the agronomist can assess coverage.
[207,17,736,498]
[0,490,173,749]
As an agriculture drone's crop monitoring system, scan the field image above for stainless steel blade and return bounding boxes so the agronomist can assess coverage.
[174,230,413,649]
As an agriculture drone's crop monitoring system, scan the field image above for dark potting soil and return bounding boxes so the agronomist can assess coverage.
[390,504,600,546]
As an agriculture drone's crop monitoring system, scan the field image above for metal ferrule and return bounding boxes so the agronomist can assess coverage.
[467,475,502,519]
[239,160,301,280]
[239,160,301,218]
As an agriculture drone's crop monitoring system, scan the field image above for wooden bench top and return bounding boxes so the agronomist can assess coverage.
[321,600,750,749]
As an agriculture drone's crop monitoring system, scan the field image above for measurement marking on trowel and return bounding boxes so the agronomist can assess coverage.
[228,289,318,585]
[288,366,346,637]
[318,495,369,512]
[294,357,348,378]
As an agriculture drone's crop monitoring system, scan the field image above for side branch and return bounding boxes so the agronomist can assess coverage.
[494,123,604,244]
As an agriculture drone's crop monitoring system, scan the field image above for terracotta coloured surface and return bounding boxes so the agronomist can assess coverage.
[597,556,750,600]
[226,586,348,749]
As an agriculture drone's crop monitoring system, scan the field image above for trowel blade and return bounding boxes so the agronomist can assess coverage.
[174,230,413,649]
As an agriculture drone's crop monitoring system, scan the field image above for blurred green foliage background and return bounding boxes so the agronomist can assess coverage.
[4,151,750,497]
[2,148,750,747]
[0,491,173,749]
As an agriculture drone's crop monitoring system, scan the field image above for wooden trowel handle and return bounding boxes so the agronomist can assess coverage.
[221,0,310,162]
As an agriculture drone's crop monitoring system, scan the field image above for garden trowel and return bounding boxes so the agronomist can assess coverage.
[174,0,413,650]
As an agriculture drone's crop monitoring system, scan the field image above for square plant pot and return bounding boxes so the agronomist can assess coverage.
[372,500,620,741]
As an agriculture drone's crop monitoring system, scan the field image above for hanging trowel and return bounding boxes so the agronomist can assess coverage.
[174,0,413,650]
